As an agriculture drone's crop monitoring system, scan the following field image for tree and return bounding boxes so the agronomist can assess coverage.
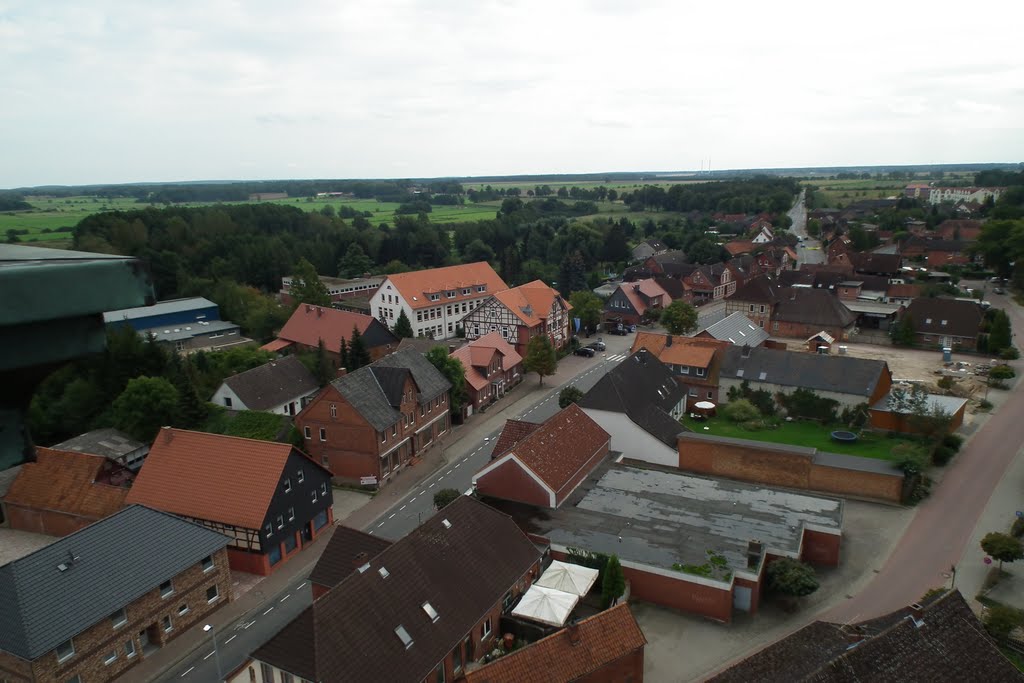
[601,224,631,263]
[981,532,1024,571]
[289,257,331,306]
[989,309,1012,353]
[348,326,371,370]
[463,239,495,264]
[891,313,916,346]
[338,243,373,278]
[660,300,698,335]
[168,356,209,428]
[983,603,1024,639]
[569,291,603,334]
[559,250,588,295]
[314,339,333,386]
[723,399,760,423]
[601,555,626,608]
[425,347,466,415]
[433,488,461,510]
[524,335,557,385]
[766,558,819,598]
[559,385,584,408]
[393,309,414,339]
[339,338,350,371]
[108,376,179,441]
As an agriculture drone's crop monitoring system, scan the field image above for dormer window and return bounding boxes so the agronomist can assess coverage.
[462,288,471,295]
[429,294,440,302]
[697,367,706,377]
[447,291,456,298]
[477,285,486,293]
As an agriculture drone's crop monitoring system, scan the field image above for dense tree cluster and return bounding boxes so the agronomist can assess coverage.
[618,177,800,214]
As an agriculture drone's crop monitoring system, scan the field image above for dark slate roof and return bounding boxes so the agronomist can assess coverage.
[773,288,856,328]
[730,274,782,304]
[331,348,452,431]
[651,250,688,267]
[654,276,685,300]
[0,505,229,660]
[579,349,686,447]
[710,590,1023,682]
[905,298,984,339]
[308,526,393,590]
[720,346,888,398]
[251,496,540,683]
[221,355,319,411]
[851,251,902,274]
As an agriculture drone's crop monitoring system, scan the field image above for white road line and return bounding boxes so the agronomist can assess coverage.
[263,607,274,615]
[410,496,417,502]
[244,621,255,629]
[446,470,453,475]
[400,505,407,511]
[226,635,237,644]
[454,462,461,468]
[203,651,214,661]
[369,530,375,535]
[181,667,194,677]
[429,482,435,488]
[298,582,307,589]
[377,521,385,527]
[280,594,291,602]
[389,513,396,518]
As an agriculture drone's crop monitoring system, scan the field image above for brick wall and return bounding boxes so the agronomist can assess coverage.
[802,529,841,566]
[4,505,95,537]
[773,320,850,342]
[475,458,552,507]
[677,434,904,503]
[3,548,233,683]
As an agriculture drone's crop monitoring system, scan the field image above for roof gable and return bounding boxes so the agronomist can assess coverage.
[308,527,393,590]
[773,288,857,328]
[0,505,229,660]
[3,449,131,520]
[905,298,984,338]
[632,332,725,368]
[492,280,568,327]
[221,355,319,411]
[701,312,770,346]
[275,305,392,351]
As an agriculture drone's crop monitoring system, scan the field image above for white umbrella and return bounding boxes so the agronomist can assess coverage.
[511,585,579,627]
[536,560,599,597]
[694,401,716,410]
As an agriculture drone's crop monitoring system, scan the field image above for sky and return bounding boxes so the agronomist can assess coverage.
[1,0,1022,187]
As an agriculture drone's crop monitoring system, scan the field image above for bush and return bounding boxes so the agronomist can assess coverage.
[777,388,839,423]
[907,475,932,504]
[936,376,954,391]
[1012,517,1024,539]
[433,488,461,510]
[979,399,994,411]
[984,604,1024,639]
[932,445,956,466]
[942,433,963,451]
[1001,346,1020,361]
[766,558,819,598]
[990,365,1016,381]
[839,403,868,428]
[724,399,760,423]
[558,385,584,409]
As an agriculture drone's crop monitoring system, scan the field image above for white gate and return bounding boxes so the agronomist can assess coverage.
[733,585,752,612]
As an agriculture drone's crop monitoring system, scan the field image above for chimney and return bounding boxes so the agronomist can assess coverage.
[566,619,582,646]
[337,367,348,378]
[448,345,456,353]
[353,551,369,569]
[741,344,751,359]
[666,335,673,347]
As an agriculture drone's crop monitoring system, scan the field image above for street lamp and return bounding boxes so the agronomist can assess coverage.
[203,624,222,681]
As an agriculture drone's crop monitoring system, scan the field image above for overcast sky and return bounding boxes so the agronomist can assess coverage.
[2,0,1022,187]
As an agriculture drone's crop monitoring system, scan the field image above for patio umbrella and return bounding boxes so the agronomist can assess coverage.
[694,401,716,410]
[511,585,579,627]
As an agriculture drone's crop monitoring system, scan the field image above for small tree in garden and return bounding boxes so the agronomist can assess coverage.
[433,488,461,510]
[660,300,698,335]
[766,558,819,601]
[981,532,1024,571]
[602,554,626,608]
[393,309,414,339]
[524,335,557,385]
[723,399,760,423]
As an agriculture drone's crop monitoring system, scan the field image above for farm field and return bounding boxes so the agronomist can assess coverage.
[463,177,715,191]
[801,172,975,209]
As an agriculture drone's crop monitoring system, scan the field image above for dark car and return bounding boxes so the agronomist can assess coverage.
[587,340,606,351]
[574,347,596,357]
[607,327,629,336]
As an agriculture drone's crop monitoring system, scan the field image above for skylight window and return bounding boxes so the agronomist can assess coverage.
[422,602,439,622]
[442,519,452,529]
[395,625,414,649]
[378,566,390,579]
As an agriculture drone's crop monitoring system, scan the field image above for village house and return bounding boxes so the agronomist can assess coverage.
[52,428,150,471]
[210,355,320,416]
[696,312,771,347]
[2,448,133,536]
[603,279,670,329]
[902,297,984,351]
[0,505,232,683]
[631,332,729,409]
[630,238,668,262]
[450,332,524,418]
[729,275,858,341]
[229,496,543,683]
[294,348,451,484]
[126,429,334,576]
[725,275,781,329]
[369,262,508,340]
[473,404,611,508]
[682,262,734,302]
[262,304,398,362]
[461,279,571,355]
[935,218,983,242]
[885,282,921,306]
[278,274,384,307]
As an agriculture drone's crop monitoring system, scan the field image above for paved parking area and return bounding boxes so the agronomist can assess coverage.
[636,498,914,682]
[0,527,58,565]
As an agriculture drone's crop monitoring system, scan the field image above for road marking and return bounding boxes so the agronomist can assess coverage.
[410,496,417,502]
[226,635,237,644]
[280,594,291,602]
[446,469,453,475]
[263,607,274,615]
[389,513,396,519]
[377,521,385,527]
[454,462,461,468]
[203,651,215,660]
[244,620,255,629]
[181,666,194,677]
[429,482,435,488]
[400,505,407,511]
[298,582,306,589]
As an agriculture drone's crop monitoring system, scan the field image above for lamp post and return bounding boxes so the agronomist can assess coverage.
[203,624,222,681]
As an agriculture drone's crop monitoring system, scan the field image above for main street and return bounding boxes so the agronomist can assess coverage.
[788,189,825,266]
[152,333,637,682]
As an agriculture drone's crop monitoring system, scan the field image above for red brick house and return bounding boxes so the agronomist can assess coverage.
[236,496,543,683]
[725,275,782,329]
[294,348,452,484]
[2,448,133,536]
[473,404,611,508]
[726,276,857,341]
[463,603,647,683]
[0,505,232,683]
[450,332,524,418]
[262,304,398,362]
[683,263,734,302]
[461,280,571,356]
[603,279,669,328]
[631,332,729,408]
[126,429,334,576]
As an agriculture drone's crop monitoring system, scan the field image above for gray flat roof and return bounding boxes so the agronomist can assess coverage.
[53,428,146,459]
[871,392,968,415]
[103,296,217,323]
[141,319,239,342]
[533,464,843,574]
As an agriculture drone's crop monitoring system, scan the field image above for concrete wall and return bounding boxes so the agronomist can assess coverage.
[677,433,904,503]
[581,409,679,468]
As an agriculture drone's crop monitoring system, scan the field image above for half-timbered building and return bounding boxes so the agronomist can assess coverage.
[460,280,571,356]
[126,429,334,576]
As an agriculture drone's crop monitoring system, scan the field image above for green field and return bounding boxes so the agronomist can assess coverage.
[801,173,976,209]
[463,177,713,191]
[681,415,922,461]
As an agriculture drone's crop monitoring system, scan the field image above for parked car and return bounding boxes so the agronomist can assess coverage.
[574,347,596,357]
[587,340,606,351]
[607,327,629,336]
[994,287,1005,294]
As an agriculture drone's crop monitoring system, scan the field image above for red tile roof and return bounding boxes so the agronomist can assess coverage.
[492,419,541,458]
[618,279,668,316]
[492,280,570,327]
[464,604,646,683]
[632,332,725,368]
[274,305,376,350]
[386,262,508,310]
[126,428,316,530]
[482,404,610,496]
[724,240,756,256]
[451,332,525,392]
[3,449,131,521]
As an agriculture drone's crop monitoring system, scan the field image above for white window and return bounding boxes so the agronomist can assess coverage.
[689,387,698,397]
[288,506,295,521]
[202,555,214,572]
[312,490,318,503]
[125,639,136,658]
[321,482,328,496]
[159,580,174,598]
[207,585,220,603]
[447,291,456,298]
[395,625,414,649]
[277,514,284,529]
[422,601,439,622]
[284,477,292,493]
[462,288,471,295]
[162,616,173,632]
[177,603,189,616]
[55,639,75,663]
[697,367,706,377]
[223,396,232,408]
[303,426,311,440]
[297,469,305,483]
[111,607,127,628]
[329,403,337,418]
[748,304,755,312]
[482,617,492,638]
[477,285,486,293]
[392,424,397,437]
[381,431,387,443]
[681,366,689,374]
[265,522,273,537]
[104,650,118,665]
[319,428,326,441]
[430,294,440,301]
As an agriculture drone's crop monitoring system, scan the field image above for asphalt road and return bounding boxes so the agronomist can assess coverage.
[788,189,824,266]
[152,335,637,682]
[371,349,631,540]
[826,286,1023,622]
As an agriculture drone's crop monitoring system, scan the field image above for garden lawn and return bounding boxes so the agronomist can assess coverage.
[682,415,922,461]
